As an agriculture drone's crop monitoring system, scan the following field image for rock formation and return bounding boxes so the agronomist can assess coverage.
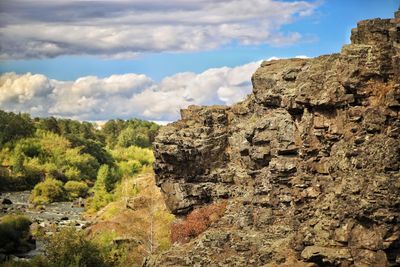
[148,10,400,266]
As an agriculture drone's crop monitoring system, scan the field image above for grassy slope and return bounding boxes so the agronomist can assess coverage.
[85,170,174,266]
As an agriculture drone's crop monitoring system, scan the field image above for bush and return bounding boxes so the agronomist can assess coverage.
[44,228,107,267]
[0,215,32,254]
[30,178,65,204]
[64,181,89,199]
[171,201,227,244]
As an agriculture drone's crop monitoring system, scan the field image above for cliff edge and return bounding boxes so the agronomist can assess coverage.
[148,10,400,266]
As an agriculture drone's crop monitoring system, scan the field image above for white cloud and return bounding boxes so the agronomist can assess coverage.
[0,0,319,59]
[295,55,310,59]
[0,60,264,121]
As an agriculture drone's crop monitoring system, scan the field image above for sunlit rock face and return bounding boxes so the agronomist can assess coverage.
[149,10,400,267]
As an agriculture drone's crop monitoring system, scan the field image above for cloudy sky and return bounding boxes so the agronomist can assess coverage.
[0,0,398,122]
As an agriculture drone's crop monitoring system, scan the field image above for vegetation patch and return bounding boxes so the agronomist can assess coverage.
[171,201,227,244]
[0,215,33,255]
[30,178,65,204]
[64,180,89,199]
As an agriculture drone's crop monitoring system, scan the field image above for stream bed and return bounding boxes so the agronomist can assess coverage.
[1,191,89,259]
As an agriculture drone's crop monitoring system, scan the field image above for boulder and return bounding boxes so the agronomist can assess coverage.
[2,198,12,205]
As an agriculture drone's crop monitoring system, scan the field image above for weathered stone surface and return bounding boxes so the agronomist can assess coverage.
[148,10,400,267]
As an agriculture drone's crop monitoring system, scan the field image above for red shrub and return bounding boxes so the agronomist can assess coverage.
[171,201,227,244]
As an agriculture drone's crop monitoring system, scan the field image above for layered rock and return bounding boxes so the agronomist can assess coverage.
[149,11,400,266]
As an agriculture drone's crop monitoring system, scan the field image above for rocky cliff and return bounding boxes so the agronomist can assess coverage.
[148,11,400,267]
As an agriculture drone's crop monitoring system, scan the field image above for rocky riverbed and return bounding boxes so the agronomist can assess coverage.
[1,191,89,259]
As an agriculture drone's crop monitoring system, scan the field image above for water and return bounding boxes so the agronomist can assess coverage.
[1,191,89,259]
[2,191,85,221]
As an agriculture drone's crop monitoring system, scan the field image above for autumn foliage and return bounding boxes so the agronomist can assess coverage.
[171,201,227,244]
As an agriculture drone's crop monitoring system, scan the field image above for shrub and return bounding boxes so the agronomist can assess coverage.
[171,201,227,244]
[0,215,32,254]
[30,178,65,204]
[64,181,89,199]
[44,228,107,267]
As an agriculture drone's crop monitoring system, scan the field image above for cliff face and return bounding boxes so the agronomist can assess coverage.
[149,11,400,267]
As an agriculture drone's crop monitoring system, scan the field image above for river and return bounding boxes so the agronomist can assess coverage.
[1,191,89,259]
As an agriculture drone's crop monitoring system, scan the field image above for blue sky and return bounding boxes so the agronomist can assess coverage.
[0,0,398,81]
[0,0,399,121]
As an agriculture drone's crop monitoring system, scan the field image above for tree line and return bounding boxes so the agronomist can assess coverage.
[0,109,159,206]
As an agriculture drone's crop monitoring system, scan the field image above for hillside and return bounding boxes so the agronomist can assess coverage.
[147,10,400,266]
[0,113,168,266]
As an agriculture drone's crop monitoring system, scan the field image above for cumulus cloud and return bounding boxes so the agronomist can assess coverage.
[0,0,319,59]
[0,60,263,121]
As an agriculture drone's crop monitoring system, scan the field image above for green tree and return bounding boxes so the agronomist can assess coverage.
[96,164,121,192]
[0,110,34,146]
[66,134,114,166]
[117,126,150,148]
[11,147,25,175]
[35,117,61,134]
[103,119,125,148]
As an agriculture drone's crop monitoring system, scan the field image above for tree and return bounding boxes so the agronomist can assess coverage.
[96,164,121,192]
[36,117,61,134]
[11,148,25,175]
[102,119,159,148]
[66,135,114,166]
[0,110,34,146]
[86,166,115,212]
[117,126,150,148]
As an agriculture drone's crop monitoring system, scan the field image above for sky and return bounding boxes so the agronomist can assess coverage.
[0,0,399,122]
